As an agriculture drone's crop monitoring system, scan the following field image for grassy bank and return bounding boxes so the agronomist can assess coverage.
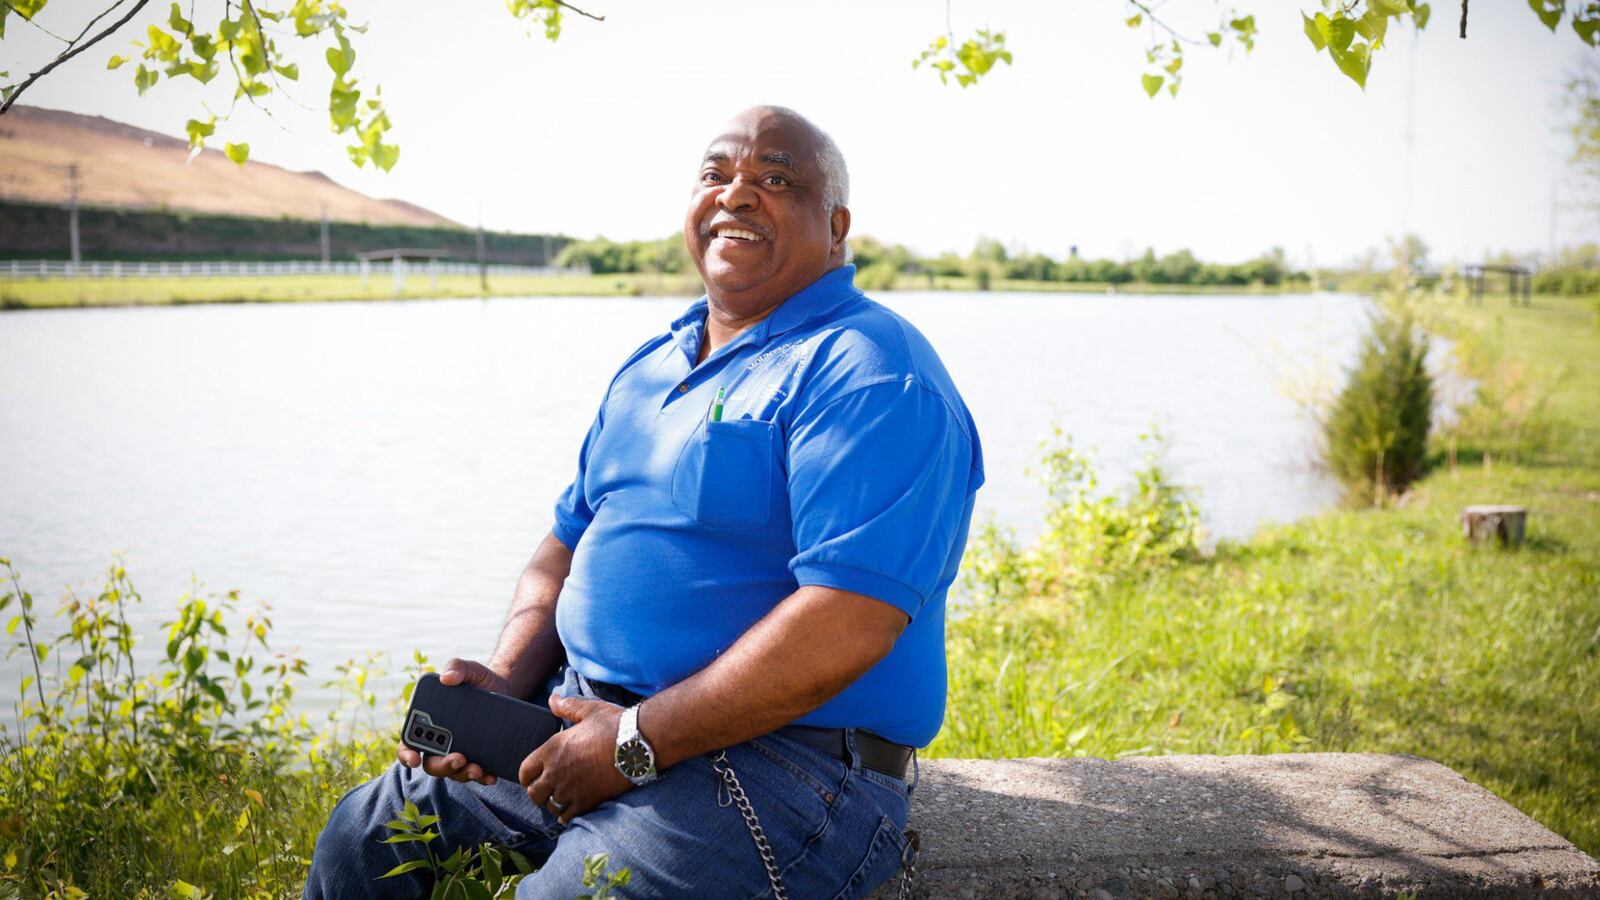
[0,272,705,308]
[932,293,1600,855]
[0,271,1320,309]
[1,295,1595,896]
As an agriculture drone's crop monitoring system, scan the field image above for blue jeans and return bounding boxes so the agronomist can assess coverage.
[304,668,915,899]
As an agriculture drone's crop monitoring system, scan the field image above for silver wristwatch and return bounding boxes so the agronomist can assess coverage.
[614,704,659,786]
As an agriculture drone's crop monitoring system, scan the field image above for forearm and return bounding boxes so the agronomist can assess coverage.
[638,586,906,769]
[487,531,573,699]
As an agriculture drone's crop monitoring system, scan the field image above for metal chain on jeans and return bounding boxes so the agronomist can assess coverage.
[710,750,788,900]
[897,829,920,899]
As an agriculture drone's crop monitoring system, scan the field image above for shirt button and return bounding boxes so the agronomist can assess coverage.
[677,383,689,393]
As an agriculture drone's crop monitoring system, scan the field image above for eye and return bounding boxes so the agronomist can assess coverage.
[700,170,727,185]
[763,174,790,187]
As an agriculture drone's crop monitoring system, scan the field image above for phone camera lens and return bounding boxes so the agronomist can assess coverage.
[412,727,424,738]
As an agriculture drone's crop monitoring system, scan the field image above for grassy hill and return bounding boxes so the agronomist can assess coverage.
[0,105,457,227]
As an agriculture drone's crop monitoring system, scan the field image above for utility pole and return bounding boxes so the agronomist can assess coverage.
[1548,179,1559,267]
[476,198,488,293]
[66,163,81,267]
[320,206,331,269]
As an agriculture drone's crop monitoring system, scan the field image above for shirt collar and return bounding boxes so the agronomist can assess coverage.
[669,264,860,357]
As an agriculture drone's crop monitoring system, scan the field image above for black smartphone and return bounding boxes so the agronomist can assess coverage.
[401,672,564,782]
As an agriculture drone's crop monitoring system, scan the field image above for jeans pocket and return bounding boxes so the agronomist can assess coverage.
[671,418,776,529]
[830,816,910,900]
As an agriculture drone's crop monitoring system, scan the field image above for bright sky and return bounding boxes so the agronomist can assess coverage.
[8,0,1597,265]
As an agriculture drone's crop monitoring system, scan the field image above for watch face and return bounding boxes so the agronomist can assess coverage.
[616,739,654,779]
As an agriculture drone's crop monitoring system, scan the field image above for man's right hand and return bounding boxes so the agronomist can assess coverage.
[395,658,513,786]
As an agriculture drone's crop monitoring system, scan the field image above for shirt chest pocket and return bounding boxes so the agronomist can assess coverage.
[672,418,778,530]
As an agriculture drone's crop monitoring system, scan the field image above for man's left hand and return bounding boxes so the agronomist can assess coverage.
[519,695,634,824]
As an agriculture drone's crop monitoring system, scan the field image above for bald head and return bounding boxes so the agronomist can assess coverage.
[684,105,854,318]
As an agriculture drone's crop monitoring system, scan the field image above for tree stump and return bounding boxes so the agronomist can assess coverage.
[1461,505,1527,547]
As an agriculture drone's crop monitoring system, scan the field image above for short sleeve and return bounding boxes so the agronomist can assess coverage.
[552,405,605,551]
[786,379,977,619]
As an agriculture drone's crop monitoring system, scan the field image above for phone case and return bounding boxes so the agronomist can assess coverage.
[401,672,564,782]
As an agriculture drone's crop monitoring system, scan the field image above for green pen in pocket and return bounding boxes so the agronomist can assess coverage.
[710,386,725,422]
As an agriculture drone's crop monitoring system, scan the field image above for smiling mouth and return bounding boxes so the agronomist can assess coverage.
[709,224,767,243]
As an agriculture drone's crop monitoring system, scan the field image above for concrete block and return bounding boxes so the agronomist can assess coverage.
[877,753,1599,898]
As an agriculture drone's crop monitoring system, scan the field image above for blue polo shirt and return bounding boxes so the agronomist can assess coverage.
[550,264,983,747]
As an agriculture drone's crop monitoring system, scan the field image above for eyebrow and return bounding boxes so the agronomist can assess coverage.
[700,149,800,172]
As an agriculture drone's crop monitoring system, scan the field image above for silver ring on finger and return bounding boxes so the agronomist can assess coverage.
[548,797,568,813]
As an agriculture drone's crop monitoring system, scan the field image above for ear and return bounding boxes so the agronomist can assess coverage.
[830,206,852,257]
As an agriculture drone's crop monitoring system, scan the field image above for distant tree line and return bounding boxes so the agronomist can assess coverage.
[848,236,1309,290]
[551,233,1309,289]
[0,202,569,265]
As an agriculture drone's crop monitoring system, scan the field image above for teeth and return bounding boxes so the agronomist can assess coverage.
[716,228,761,241]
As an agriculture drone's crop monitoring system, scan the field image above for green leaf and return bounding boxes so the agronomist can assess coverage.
[1141,73,1164,97]
[147,25,181,60]
[5,615,19,636]
[107,55,127,70]
[377,859,432,879]
[1372,0,1411,14]
[273,62,300,80]
[167,2,192,35]
[443,846,464,873]
[370,142,399,172]
[1413,3,1432,29]
[1327,15,1357,51]
[1206,31,1222,46]
[184,117,215,150]
[325,34,355,75]
[380,831,439,843]
[1529,0,1563,31]
[224,142,250,166]
[1125,13,1142,27]
[172,881,203,898]
[461,882,492,900]
[1355,9,1390,48]
[188,60,219,84]
[1329,39,1372,88]
[134,64,159,95]
[1573,4,1600,44]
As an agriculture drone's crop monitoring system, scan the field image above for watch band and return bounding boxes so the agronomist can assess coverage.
[614,704,659,786]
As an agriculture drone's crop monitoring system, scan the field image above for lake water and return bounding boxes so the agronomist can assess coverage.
[0,290,1367,716]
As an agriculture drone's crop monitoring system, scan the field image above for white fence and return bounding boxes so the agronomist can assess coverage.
[0,259,586,280]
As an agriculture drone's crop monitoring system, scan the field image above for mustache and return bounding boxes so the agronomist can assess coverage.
[699,214,772,240]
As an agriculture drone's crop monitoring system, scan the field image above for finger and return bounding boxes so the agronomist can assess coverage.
[549,694,601,722]
[558,798,591,826]
[463,763,486,783]
[439,658,467,685]
[528,772,560,809]
[518,750,544,788]
[424,752,468,778]
[396,743,422,768]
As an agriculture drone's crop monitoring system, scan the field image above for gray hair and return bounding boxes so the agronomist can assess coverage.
[814,127,850,213]
[760,105,849,212]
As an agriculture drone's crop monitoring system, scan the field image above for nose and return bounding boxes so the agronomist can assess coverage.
[718,175,758,213]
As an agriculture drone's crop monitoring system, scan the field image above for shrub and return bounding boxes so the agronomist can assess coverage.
[962,429,1204,607]
[1323,312,1434,504]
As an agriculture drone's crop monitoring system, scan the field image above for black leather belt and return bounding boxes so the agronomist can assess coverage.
[585,678,914,782]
